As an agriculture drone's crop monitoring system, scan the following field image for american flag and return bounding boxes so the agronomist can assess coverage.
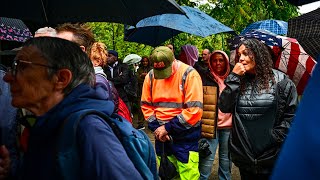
[228,29,317,95]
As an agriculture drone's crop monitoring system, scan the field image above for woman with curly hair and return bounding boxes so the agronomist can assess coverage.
[218,39,298,180]
[90,42,132,123]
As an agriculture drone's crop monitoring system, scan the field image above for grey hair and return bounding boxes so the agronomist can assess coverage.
[22,37,95,95]
[35,27,57,37]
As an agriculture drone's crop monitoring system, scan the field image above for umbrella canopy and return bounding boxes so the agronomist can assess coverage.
[0,0,185,26]
[0,17,33,42]
[228,29,316,95]
[240,19,288,35]
[124,6,234,47]
[288,8,320,60]
[123,54,142,65]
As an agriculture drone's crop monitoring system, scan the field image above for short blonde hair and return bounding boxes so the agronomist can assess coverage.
[90,42,108,66]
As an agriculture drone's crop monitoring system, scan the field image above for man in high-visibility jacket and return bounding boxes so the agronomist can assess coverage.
[141,46,203,180]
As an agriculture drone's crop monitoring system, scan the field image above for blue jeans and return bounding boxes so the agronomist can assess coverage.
[199,129,232,180]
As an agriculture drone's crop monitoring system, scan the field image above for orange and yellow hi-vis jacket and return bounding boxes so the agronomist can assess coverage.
[141,60,203,163]
[141,59,203,127]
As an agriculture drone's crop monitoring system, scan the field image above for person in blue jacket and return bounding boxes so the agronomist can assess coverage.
[0,64,19,178]
[0,37,142,180]
[271,56,320,180]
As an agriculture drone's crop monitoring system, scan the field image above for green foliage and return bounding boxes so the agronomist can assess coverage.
[87,22,154,60]
[202,0,299,34]
[87,0,300,59]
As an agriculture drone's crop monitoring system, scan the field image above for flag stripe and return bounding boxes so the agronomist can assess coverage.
[230,29,317,95]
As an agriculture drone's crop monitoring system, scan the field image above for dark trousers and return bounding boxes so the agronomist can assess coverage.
[137,105,145,126]
[239,168,271,180]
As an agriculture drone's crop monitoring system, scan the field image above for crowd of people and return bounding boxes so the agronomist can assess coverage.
[0,23,301,180]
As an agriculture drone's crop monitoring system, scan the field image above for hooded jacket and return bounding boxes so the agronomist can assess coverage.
[181,45,198,66]
[208,50,232,129]
[20,84,142,180]
[194,51,232,139]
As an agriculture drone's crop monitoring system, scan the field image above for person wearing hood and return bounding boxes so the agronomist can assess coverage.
[179,45,199,67]
[195,50,233,180]
[0,37,142,179]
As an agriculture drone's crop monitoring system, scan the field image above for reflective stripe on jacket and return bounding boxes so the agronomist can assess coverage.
[141,60,203,163]
[141,60,203,127]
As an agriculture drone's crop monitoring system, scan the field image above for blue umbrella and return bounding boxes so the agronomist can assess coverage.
[124,6,234,47]
[240,19,288,35]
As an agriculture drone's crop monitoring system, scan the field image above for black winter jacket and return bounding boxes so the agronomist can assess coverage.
[219,69,298,174]
[104,62,130,103]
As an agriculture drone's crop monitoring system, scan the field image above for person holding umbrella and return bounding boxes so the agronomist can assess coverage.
[219,39,298,179]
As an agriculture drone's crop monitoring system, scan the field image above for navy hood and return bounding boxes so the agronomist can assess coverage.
[32,84,114,138]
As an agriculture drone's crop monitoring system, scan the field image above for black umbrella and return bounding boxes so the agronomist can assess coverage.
[0,0,185,26]
[288,8,320,59]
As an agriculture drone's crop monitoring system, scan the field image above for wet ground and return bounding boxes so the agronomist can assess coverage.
[140,125,241,180]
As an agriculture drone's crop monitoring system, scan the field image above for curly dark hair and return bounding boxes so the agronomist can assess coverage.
[236,39,275,93]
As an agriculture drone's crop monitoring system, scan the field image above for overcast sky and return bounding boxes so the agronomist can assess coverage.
[193,0,320,14]
[299,1,320,14]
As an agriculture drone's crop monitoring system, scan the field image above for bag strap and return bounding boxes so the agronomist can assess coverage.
[56,110,123,180]
[149,70,154,105]
[57,110,90,150]
[181,66,194,96]
[95,73,113,99]
[58,110,123,148]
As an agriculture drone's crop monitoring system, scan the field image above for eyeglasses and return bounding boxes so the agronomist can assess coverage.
[6,59,56,77]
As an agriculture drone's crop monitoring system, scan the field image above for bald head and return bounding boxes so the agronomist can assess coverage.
[202,49,211,63]
[34,27,57,37]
